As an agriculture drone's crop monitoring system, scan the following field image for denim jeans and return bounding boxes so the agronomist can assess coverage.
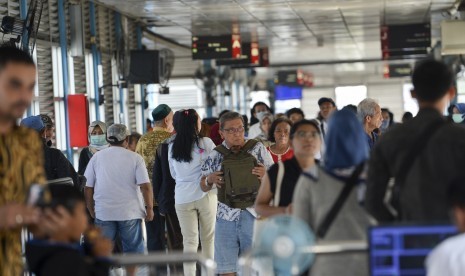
[214,210,255,274]
[95,218,145,253]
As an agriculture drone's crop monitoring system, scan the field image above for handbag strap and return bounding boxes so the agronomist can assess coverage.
[316,162,365,238]
[273,162,285,207]
[386,119,448,219]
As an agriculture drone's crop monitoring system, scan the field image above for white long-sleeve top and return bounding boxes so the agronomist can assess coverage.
[168,137,216,205]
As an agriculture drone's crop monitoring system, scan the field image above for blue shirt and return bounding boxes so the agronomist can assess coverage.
[366,131,378,150]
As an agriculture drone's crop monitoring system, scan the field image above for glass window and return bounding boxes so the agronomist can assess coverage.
[147,79,205,118]
[335,85,367,108]
[403,83,419,116]
[274,99,301,114]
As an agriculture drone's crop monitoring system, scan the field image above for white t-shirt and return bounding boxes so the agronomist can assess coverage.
[84,146,150,221]
[168,137,215,205]
[426,233,465,276]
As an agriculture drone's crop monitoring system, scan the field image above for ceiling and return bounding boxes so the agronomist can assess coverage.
[97,0,458,78]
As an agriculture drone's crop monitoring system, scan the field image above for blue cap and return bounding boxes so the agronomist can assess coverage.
[20,115,45,132]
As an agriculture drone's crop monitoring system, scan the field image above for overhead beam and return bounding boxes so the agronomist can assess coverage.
[269,58,418,67]
[143,28,191,51]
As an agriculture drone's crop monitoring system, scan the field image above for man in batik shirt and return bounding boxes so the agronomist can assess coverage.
[136,104,173,252]
[0,45,47,276]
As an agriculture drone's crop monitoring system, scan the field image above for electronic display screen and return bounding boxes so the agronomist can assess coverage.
[275,85,303,100]
[192,35,232,60]
[369,225,457,276]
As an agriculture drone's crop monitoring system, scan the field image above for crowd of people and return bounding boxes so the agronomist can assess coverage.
[2,44,465,276]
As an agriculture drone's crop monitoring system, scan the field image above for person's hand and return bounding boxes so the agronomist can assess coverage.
[145,207,154,222]
[85,227,113,257]
[0,203,40,230]
[87,206,95,219]
[252,164,266,180]
[32,206,73,238]
[207,171,224,188]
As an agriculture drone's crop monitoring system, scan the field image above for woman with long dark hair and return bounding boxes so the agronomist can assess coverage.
[168,109,217,276]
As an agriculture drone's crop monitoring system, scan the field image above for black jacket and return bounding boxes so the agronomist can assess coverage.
[366,108,465,222]
[43,142,80,188]
[26,240,111,276]
[78,147,92,175]
[153,137,176,214]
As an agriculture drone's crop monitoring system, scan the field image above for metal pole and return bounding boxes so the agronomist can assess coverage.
[58,0,73,162]
[204,60,213,117]
[89,1,100,121]
[20,0,33,117]
[114,13,124,123]
[236,80,241,112]
[136,25,146,133]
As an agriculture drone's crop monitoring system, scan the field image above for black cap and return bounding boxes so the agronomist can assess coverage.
[318,97,335,107]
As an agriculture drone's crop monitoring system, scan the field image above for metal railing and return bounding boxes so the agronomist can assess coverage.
[111,252,216,276]
[239,240,368,276]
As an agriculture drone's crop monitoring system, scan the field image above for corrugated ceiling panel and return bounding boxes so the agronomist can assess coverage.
[101,54,114,125]
[126,19,138,131]
[36,42,54,119]
[73,56,87,94]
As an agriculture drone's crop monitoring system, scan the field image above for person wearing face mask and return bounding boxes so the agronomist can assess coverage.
[452,103,465,124]
[21,116,80,188]
[247,102,272,139]
[78,121,109,176]
[254,112,274,146]
[380,108,396,134]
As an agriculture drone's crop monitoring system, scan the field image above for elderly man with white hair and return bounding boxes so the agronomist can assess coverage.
[357,98,383,149]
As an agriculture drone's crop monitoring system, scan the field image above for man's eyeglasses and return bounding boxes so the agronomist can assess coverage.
[222,126,245,134]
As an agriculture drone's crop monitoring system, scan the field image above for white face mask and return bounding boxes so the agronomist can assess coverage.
[380,119,390,131]
[256,111,266,117]
[453,114,464,123]
[90,134,107,146]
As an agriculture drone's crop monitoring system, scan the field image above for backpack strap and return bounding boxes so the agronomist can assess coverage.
[242,139,258,152]
[316,162,365,238]
[214,139,258,156]
[388,119,448,219]
[214,144,230,156]
[273,162,285,207]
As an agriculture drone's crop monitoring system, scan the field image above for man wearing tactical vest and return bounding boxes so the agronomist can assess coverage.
[201,111,274,276]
